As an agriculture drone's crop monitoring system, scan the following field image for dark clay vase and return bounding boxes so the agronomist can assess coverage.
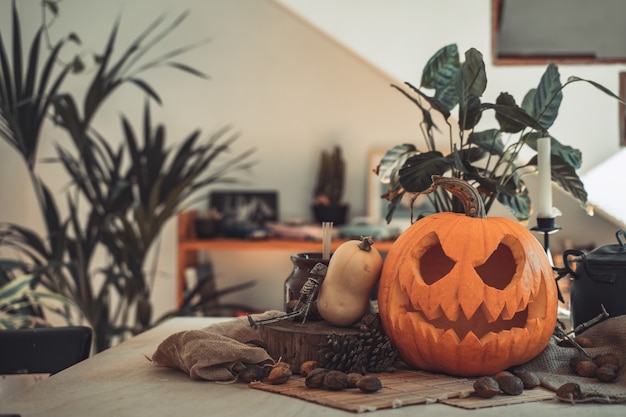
[284,252,330,311]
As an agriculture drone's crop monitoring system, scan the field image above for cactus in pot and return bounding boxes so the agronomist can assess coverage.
[312,146,348,224]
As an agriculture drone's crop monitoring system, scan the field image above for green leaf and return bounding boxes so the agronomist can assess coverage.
[524,132,582,170]
[567,76,625,103]
[420,44,461,111]
[527,154,588,207]
[496,175,531,221]
[421,44,460,91]
[459,92,482,130]
[398,151,453,193]
[531,63,563,129]
[481,103,547,134]
[462,48,487,98]
[469,129,505,156]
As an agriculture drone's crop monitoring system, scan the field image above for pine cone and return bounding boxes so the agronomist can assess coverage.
[318,313,398,373]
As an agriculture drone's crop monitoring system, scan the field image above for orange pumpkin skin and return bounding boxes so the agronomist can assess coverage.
[377,177,558,377]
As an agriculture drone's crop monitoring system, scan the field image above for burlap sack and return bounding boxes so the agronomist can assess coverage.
[513,315,626,403]
[151,311,283,381]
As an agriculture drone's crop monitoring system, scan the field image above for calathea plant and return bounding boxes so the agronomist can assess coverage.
[375,44,622,223]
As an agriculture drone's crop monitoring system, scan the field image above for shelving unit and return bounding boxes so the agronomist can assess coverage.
[176,211,395,306]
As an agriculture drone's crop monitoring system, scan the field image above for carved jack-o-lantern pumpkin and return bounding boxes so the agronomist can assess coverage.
[378,176,558,377]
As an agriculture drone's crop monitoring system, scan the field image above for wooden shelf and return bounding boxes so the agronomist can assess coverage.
[176,211,396,306]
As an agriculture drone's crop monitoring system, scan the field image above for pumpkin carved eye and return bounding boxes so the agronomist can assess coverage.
[474,243,517,290]
[419,240,455,285]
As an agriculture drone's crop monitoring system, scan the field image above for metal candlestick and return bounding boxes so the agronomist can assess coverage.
[531,217,562,263]
[532,217,565,302]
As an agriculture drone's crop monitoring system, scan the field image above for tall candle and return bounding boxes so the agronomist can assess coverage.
[537,137,553,218]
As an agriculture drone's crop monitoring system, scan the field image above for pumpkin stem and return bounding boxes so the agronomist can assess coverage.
[358,236,375,252]
[419,176,486,218]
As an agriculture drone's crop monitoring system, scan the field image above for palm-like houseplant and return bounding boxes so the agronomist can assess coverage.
[0,1,255,350]
[375,44,622,223]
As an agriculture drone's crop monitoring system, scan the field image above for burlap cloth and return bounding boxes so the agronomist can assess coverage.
[151,311,283,381]
[513,315,626,403]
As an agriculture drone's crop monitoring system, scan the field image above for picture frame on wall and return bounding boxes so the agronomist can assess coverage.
[367,149,433,232]
[209,190,278,226]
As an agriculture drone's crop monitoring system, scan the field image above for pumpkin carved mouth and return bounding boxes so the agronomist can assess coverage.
[403,277,549,342]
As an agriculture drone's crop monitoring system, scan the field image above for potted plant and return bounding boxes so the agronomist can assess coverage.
[0,1,255,351]
[374,44,622,223]
[312,145,349,225]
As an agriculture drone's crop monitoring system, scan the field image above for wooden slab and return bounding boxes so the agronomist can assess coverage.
[258,320,360,371]
[250,370,552,413]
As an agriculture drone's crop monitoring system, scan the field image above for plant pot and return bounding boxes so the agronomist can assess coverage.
[312,204,349,225]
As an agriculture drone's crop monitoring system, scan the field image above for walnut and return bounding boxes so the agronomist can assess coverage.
[299,360,319,377]
[266,366,292,385]
[323,370,349,391]
[473,376,500,398]
[356,375,382,393]
[305,368,329,388]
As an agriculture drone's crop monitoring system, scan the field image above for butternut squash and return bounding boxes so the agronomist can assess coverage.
[317,236,383,326]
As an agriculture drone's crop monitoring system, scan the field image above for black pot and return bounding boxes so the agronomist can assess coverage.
[564,230,626,331]
[311,204,349,225]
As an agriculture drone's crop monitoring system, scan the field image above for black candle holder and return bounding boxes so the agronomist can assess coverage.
[531,217,562,262]
[531,216,565,303]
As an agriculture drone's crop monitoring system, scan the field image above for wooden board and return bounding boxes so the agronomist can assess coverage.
[258,320,361,371]
[249,370,554,413]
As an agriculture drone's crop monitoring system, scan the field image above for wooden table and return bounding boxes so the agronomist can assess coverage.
[1,317,624,417]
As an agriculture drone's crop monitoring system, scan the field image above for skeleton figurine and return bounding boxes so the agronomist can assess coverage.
[248,262,327,327]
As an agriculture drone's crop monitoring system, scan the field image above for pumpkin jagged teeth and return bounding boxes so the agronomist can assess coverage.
[502,296,522,320]
[481,298,506,322]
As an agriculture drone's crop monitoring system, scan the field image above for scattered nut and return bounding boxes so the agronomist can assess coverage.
[356,375,382,393]
[305,368,329,388]
[266,366,292,385]
[238,365,268,383]
[575,360,598,378]
[495,373,524,396]
[347,372,363,388]
[299,360,319,377]
[569,355,586,373]
[556,382,582,401]
[596,366,618,382]
[513,370,541,389]
[473,376,500,398]
[594,353,620,369]
[323,370,349,391]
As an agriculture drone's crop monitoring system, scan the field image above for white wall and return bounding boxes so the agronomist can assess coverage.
[0,0,623,319]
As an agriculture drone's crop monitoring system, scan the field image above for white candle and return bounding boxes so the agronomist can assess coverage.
[537,137,553,218]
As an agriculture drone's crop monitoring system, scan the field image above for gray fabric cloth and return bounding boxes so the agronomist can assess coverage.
[151,311,283,381]
[514,315,626,402]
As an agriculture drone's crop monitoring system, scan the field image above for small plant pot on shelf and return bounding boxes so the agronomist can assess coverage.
[312,204,349,225]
